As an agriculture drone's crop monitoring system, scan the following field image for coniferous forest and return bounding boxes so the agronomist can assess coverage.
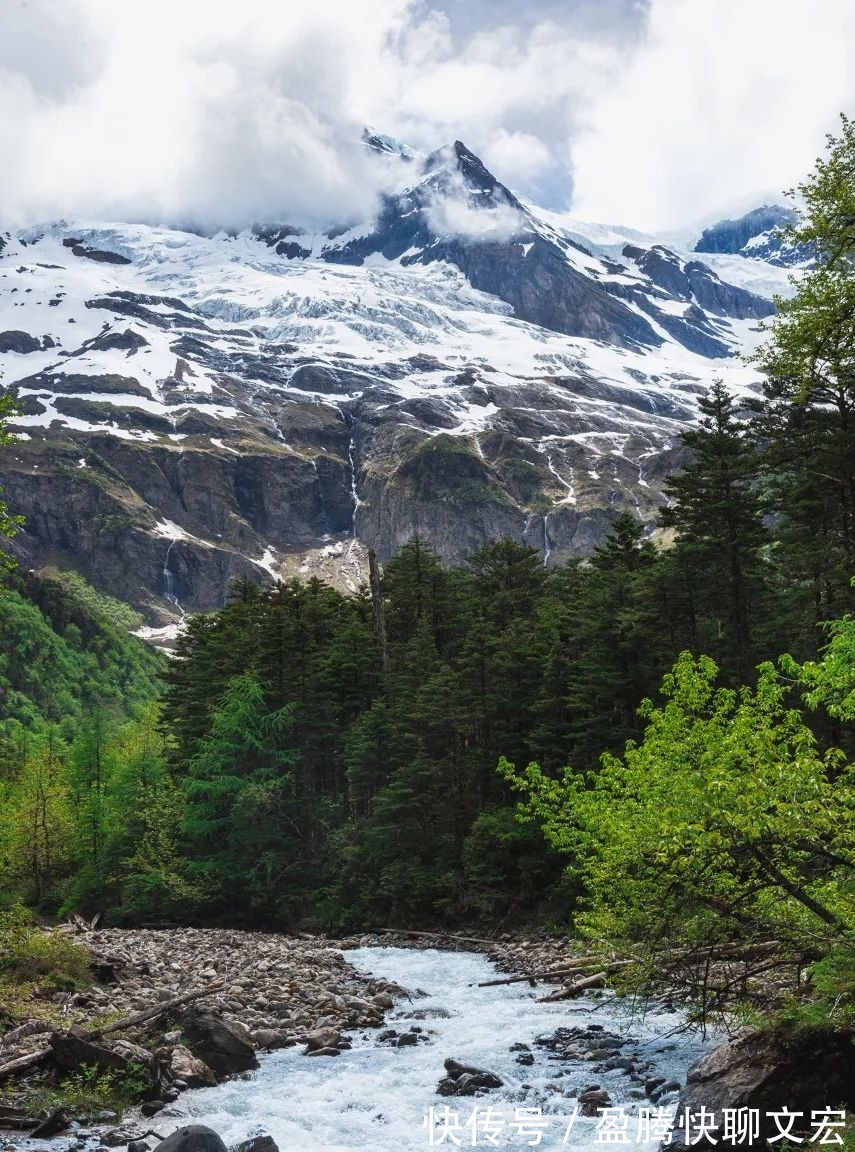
[1,118,855,1050]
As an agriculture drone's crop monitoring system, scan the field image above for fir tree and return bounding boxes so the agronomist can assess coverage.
[660,380,769,678]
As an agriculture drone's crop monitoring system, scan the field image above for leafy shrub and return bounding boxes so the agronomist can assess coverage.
[0,905,90,983]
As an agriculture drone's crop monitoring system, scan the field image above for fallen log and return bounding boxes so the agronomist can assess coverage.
[477,959,633,988]
[0,1048,53,1082]
[84,982,224,1040]
[537,971,608,1002]
[376,927,500,948]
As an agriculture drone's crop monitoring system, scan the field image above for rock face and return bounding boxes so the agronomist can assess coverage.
[670,1031,855,1148]
[0,146,780,627]
[694,204,805,266]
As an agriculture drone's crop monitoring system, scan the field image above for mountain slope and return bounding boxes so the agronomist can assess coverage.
[0,142,786,633]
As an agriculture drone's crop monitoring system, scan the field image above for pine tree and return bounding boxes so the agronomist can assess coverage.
[562,512,667,768]
[183,671,298,913]
[660,380,769,678]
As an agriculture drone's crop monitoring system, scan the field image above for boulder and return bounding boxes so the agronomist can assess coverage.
[670,1031,855,1148]
[231,1137,279,1152]
[303,1028,342,1052]
[154,1127,228,1152]
[437,1057,503,1096]
[305,1046,340,1057]
[111,1039,155,1066]
[179,1009,259,1076]
[579,1089,610,1117]
[251,1029,290,1050]
[168,1045,217,1088]
[2,1018,52,1046]
[50,1031,156,1094]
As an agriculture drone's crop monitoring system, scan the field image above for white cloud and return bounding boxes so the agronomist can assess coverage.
[0,0,416,229]
[1,0,853,232]
[569,0,855,230]
[423,164,526,240]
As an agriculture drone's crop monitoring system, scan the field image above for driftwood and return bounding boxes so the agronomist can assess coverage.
[538,971,608,1002]
[84,981,224,1040]
[0,983,222,1084]
[0,1047,53,1082]
[476,959,635,988]
[376,927,500,947]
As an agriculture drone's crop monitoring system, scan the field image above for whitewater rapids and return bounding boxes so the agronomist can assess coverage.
[157,946,708,1151]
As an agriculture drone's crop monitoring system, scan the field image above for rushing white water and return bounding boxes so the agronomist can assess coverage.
[157,947,709,1152]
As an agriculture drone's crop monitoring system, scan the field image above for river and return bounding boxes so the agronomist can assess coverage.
[154,946,709,1152]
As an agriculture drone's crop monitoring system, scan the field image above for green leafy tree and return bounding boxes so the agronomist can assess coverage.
[752,115,855,643]
[501,629,855,1020]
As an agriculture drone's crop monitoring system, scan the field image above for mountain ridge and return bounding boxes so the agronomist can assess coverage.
[0,140,792,638]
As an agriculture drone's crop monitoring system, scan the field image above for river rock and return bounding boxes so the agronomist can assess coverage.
[168,1045,217,1088]
[179,1009,259,1075]
[305,1046,341,1057]
[578,1089,610,1117]
[304,1027,342,1052]
[154,1126,228,1152]
[251,1028,290,1050]
[438,1058,503,1096]
[670,1032,855,1148]
[101,1128,145,1147]
[231,1138,279,1152]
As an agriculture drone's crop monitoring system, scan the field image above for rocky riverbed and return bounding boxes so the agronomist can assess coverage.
[0,927,409,1143]
[1,930,713,1152]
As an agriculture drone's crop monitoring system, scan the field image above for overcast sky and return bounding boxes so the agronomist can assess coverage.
[1,0,854,232]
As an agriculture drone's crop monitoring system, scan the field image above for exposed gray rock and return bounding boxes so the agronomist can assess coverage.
[154,1126,228,1152]
[230,1137,279,1152]
[166,1045,217,1088]
[304,1027,343,1052]
[670,1031,855,1148]
[438,1057,503,1096]
[179,1010,259,1075]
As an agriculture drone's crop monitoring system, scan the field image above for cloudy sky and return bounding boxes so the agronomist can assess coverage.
[1,0,853,232]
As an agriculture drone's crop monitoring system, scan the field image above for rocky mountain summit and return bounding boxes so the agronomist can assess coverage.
[0,141,790,634]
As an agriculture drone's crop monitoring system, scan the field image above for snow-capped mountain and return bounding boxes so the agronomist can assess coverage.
[0,139,794,635]
[695,203,808,267]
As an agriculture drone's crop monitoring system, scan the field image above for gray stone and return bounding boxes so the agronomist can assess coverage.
[179,1010,258,1076]
[154,1127,228,1152]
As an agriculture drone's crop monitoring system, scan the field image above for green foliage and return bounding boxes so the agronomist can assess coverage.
[0,905,90,983]
[751,115,855,643]
[0,391,25,567]
[0,568,164,751]
[14,1061,151,1118]
[41,568,144,631]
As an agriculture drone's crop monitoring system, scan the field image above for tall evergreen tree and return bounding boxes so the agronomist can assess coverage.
[660,380,769,678]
